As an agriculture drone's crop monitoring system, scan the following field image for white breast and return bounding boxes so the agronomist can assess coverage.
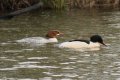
[16,37,58,44]
[59,41,100,49]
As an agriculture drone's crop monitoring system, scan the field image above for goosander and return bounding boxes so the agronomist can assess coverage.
[16,30,62,44]
[59,35,107,49]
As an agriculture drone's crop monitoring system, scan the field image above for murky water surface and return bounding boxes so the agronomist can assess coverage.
[0,9,120,80]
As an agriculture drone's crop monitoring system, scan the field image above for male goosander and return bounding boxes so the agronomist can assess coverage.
[16,30,62,44]
[59,35,106,49]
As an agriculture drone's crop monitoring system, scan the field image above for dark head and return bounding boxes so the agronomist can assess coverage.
[90,35,106,46]
[46,30,62,38]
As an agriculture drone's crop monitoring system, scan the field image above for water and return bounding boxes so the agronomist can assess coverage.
[0,9,120,80]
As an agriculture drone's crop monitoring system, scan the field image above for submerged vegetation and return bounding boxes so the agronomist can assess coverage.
[0,0,120,11]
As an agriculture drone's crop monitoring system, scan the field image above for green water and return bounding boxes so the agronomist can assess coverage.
[0,9,120,80]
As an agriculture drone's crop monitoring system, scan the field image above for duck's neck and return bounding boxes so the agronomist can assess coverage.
[48,38,58,42]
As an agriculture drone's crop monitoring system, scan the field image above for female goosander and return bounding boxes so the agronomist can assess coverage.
[16,30,62,44]
[59,35,106,49]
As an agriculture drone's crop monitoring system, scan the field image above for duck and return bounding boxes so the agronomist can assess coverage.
[59,35,107,49]
[16,30,62,44]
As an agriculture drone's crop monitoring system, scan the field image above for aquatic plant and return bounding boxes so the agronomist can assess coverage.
[41,0,65,9]
[0,0,120,11]
[67,0,120,8]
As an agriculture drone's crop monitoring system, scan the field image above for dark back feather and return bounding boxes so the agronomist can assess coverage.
[69,39,90,44]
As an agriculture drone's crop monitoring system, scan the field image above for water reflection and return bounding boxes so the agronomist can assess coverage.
[0,10,120,80]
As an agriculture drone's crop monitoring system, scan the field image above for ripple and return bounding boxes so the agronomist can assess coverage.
[43,72,53,75]
[116,78,120,80]
[104,54,118,57]
[111,73,120,76]
[51,74,63,77]
[0,68,17,71]
[109,23,120,29]
[1,78,37,80]
[17,78,38,80]
[0,57,7,59]
[62,67,74,70]
[13,64,59,69]
[106,36,117,39]
[3,49,34,53]
[1,58,17,61]
[80,54,91,57]
[39,77,52,80]
[113,62,120,66]
[103,71,109,74]
[77,60,89,63]
[4,50,23,53]
[27,57,48,60]
[60,61,76,65]
[0,78,15,80]
[0,28,19,31]
[18,61,40,65]
[0,42,12,45]
[0,57,17,61]
[22,49,34,51]
[68,57,77,60]
[60,79,73,80]
[63,73,79,78]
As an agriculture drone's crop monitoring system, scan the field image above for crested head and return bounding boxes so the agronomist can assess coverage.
[90,35,106,46]
[46,30,61,38]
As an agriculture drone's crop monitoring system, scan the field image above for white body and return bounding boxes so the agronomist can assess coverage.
[59,41,100,49]
[16,37,58,44]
